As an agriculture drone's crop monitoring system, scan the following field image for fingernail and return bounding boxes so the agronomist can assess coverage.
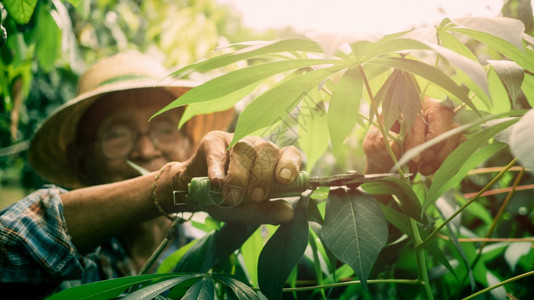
[279,168,292,181]
[251,187,265,202]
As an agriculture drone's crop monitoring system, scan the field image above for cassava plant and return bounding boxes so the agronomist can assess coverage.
[49,16,534,300]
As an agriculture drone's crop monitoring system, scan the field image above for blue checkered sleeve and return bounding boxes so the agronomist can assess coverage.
[0,185,84,285]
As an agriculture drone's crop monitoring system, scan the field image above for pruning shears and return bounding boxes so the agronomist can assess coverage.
[173,171,408,208]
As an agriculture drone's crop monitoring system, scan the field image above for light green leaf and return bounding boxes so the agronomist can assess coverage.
[156,239,198,274]
[522,73,534,107]
[321,188,388,289]
[182,276,215,300]
[450,28,534,73]
[487,60,525,106]
[3,0,37,24]
[240,227,264,287]
[179,82,258,127]
[35,8,59,72]
[328,67,362,156]
[504,242,532,272]
[155,59,338,119]
[423,118,518,212]
[297,92,329,172]
[426,142,508,209]
[258,195,310,300]
[368,57,474,111]
[231,65,345,145]
[123,276,201,300]
[172,39,324,77]
[451,17,525,50]
[438,31,478,62]
[510,109,534,175]
[363,38,429,60]
[66,0,82,6]
[47,273,191,300]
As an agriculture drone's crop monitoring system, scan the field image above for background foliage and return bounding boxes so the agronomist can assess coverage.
[1,0,534,299]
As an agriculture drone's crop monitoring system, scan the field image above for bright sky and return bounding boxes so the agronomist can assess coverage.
[218,0,505,37]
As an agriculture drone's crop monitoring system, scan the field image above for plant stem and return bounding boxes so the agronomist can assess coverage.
[281,278,420,293]
[418,158,518,249]
[462,271,534,300]
[358,65,405,179]
[409,219,435,300]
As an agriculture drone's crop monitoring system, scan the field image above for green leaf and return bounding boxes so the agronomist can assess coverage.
[363,38,429,60]
[231,65,345,145]
[328,67,363,156]
[172,39,324,77]
[426,142,508,209]
[154,59,338,119]
[449,27,534,73]
[297,92,329,172]
[156,239,198,274]
[123,276,201,300]
[175,224,257,272]
[239,227,264,287]
[380,69,421,132]
[438,31,478,62]
[522,73,534,107]
[3,0,37,24]
[258,194,310,300]
[487,60,525,106]
[182,276,215,300]
[321,188,388,289]
[179,82,258,127]
[214,274,261,300]
[368,57,475,111]
[510,109,534,174]
[362,177,426,224]
[423,118,519,212]
[46,273,188,300]
[66,0,82,6]
[451,17,525,51]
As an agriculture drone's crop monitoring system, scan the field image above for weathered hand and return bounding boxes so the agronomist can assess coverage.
[173,130,302,224]
[363,97,463,175]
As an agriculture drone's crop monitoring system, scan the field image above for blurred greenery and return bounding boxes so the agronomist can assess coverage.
[0,0,297,209]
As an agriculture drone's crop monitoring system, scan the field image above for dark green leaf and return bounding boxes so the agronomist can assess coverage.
[123,276,201,300]
[328,67,363,156]
[231,65,345,145]
[423,118,519,211]
[214,274,261,300]
[258,195,310,300]
[157,239,198,274]
[3,0,37,24]
[487,60,525,106]
[154,59,339,119]
[321,188,388,289]
[175,224,258,272]
[369,57,475,111]
[171,39,324,77]
[182,276,215,300]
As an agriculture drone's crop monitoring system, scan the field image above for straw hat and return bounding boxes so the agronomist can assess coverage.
[28,51,234,189]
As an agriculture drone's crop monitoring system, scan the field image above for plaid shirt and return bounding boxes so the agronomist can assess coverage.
[0,185,192,297]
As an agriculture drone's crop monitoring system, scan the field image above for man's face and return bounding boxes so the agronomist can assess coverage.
[78,88,193,184]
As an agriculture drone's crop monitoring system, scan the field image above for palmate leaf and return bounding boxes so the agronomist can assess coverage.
[320,188,388,289]
[214,274,262,300]
[328,67,363,156]
[369,57,475,112]
[487,60,525,106]
[182,276,215,300]
[46,273,190,300]
[231,65,346,145]
[153,58,338,119]
[258,194,310,300]
[122,276,202,300]
[170,39,324,78]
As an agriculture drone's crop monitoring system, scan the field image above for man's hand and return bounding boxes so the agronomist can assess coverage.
[363,97,464,175]
[174,130,302,225]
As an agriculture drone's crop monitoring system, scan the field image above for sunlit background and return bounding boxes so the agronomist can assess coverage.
[219,0,506,36]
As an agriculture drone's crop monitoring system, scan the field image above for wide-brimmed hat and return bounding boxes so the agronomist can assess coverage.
[28,51,234,189]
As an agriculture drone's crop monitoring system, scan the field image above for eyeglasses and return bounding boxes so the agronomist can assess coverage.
[99,120,184,159]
